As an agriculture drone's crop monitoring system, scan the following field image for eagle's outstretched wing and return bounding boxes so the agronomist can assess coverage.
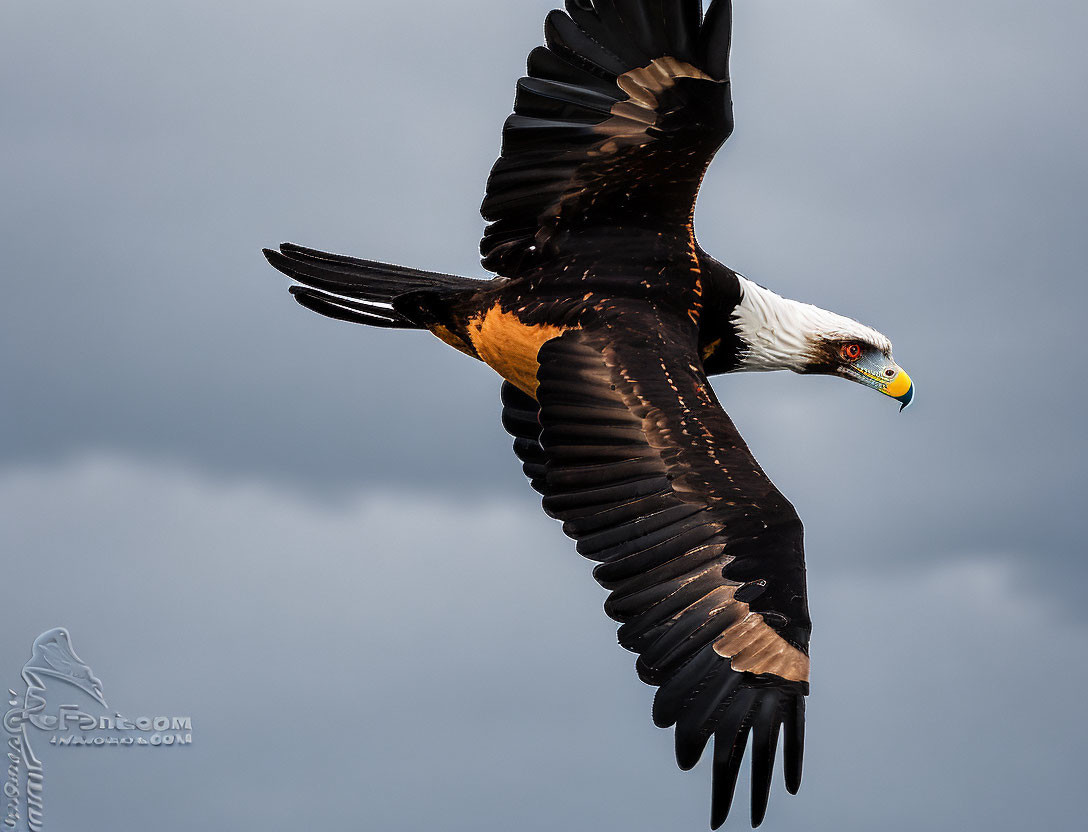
[481,0,735,275]
[501,307,810,828]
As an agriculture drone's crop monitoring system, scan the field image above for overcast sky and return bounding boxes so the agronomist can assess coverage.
[1,1,1086,830]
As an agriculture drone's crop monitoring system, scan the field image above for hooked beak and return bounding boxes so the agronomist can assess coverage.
[889,371,915,411]
[844,354,915,411]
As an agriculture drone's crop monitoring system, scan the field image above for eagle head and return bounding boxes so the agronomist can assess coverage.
[730,276,914,410]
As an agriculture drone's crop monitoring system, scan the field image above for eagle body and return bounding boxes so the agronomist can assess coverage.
[265,1,913,827]
[393,242,748,395]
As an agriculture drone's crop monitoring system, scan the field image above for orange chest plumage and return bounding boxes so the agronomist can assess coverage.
[465,304,572,397]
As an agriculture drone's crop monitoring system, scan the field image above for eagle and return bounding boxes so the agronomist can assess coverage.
[264,1,913,827]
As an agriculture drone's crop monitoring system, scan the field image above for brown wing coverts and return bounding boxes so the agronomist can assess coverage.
[481,0,735,275]
[501,311,810,828]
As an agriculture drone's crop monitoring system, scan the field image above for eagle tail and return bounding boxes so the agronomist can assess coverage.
[263,243,479,330]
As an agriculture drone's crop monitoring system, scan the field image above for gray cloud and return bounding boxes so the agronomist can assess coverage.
[0,456,1083,830]
[2,0,1084,485]
[1,1,1085,825]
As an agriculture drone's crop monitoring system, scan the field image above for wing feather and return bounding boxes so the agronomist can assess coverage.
[481,0,735,275]
[499,306,810,828]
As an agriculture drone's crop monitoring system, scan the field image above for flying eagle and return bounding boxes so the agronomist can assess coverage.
[264,1,913,826]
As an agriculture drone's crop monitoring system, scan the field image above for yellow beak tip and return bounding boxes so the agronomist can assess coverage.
[884,370,913,400]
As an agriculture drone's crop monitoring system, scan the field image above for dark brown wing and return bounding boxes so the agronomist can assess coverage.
[481,0,735,275]
[501,307,810,829]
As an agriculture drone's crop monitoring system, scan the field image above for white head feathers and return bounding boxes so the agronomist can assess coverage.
[730,276,892,372]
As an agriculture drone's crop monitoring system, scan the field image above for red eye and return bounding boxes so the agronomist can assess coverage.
[841,343,862,362]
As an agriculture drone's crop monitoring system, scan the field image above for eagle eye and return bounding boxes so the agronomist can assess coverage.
[840,343,863,362]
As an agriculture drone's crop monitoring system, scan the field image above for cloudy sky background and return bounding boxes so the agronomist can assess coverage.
[1,1,1085,830]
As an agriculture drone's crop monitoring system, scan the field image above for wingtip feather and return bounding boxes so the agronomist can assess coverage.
[749,694,782,827]
[783,695,805,795]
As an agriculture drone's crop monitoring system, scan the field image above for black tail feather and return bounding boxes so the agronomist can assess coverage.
[288,287,416,329]
[265,243,481,330]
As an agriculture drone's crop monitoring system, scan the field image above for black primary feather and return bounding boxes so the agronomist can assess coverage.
[480,0,735,275]
[499,302,810,828]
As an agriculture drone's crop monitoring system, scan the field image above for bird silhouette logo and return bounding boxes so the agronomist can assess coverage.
[4,627,102,832]
[4,628,191,832]
[23,628,107,710]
